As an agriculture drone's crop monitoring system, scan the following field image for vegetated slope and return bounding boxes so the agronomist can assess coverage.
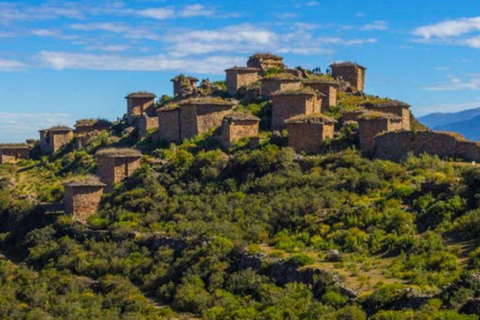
[418,107,480,128]
[433,115,480,141]
[1,123,480,320]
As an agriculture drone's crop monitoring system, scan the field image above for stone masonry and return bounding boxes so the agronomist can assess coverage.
[137,113,159,138]
[218,113,260,148]
[39,126,74,154]
[303,80,339,113]
[126,92,156,125]
[63,177,105,222]
[358,112,403,153]
[261,75,302,100]
[247,53,285,74]
[374,130,480,162]
[75,119,111,135]
[285,114,336,154]
[225,67,261,96]
[96,148,142,192]
[330,62,366,92]
[0,144,30,164]
[363,100,411,130]
[157,105,181,143]
[271,89,320,130]
[171,75,198,97]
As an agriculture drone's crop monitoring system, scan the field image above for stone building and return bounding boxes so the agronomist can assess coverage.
[261,74,302,100]
[75,119,111,135]
[126,92,156,125]
[358,112,403,153]
[303,80,339,112]
[285,114,336,154]
[96,148,142,192]
[218,112,260,148]
[342,109,365,124]
[171,75,198,97]
[63,176,105,222]
[247,53,285,73]
[271,88,320,130]
[330,62,366,92]
[39,126,74,154]
[137,113,159,138]
[363,100,411,130]
[225,67,261,95]
[0,144,30,164]
[157,98,236,142]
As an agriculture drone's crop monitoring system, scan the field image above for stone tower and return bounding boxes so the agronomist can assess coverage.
[125,92,156,125]
[330,62,366,92]
[96,148,142,192]
[63,176,105,222]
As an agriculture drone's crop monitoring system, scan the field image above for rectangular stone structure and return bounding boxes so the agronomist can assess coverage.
[330,62,366,92]
[64,177,105,222]
[271,89,320,130]
[171,75,198,97]
[157,105,181,143]
[0,144,30,164]
[247,53,285,74]
[285,114,336,154]
[39,126,74,154]
[137,113,159,138]
[358,112,403,153]
[125,92,156,125]
[218,113,260,148]
[261,74,302,100]
[225,67,261,95]
[303,80,339,113]
[363,100,411,130]
[75,119,111,135]
[96,148,142,192]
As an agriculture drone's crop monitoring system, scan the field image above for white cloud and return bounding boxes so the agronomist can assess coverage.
[421,74,480,91]
[179,4,214,17]
[137,8,175,19]
[0,58,26,72]
[70,23,161,40]
[38,51,244,74]
[305,1,320,7]
[0,112,72,135]
[360,20,388,31]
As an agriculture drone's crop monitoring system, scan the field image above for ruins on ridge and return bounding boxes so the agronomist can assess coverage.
[303,79,339,113]
[285,114,336,154]
[330,62,366,92]
[247,53,286,74]
[225,67,260,96]
[358,111,403,153]
[171,75,199,98]
[126,92,156,125]
[63,176,105,222]
[261,74,302,100]
[95,148,142,192]
[217,113,260,149]
[271,88,320,130]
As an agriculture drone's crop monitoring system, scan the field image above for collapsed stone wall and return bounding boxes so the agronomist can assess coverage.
[374,130,480,162]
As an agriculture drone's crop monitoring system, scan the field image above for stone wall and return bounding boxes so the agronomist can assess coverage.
[342,110,364,123]
[225,68,260,95]
[374,130,480,162]
[172,76,198,97]
[271,94,318,130]
[0,148,30,164]
[127,97,156,125]
[196,105,235,137]
[261,79,301,100]
[358,117,401,153]
[247,54,285,73]
[303,82,338,112]
[64,185,104,221]
[158,108,181,142]
[137,114,159,138]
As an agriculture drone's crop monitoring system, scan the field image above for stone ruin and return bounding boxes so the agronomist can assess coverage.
[225,67,261,96]
[247,53,286,74]
[217,112,260,149]
[171,75,198,98]
[63,176,105,222]
[363,100,411,130]
[285,114,336,154]
[330,62,366,93]
[95,148,142,192]
[358,111,403,153]
[0,144,31,164]
[261,74,302,100]
[271,88,321,130]
[303,79,339,113]
[39,126,74,154]
[74,119,111,149]
[137,113,159,138]
[157,97,236,142]
[125,92,156,125]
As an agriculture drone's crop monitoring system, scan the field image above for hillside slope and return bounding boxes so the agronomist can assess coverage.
[433,115,480,141]
[418,107,480,128]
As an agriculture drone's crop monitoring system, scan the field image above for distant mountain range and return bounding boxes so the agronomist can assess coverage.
[418,107,480,141]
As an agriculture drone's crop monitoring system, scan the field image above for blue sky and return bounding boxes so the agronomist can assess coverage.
[1,0,480,142]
